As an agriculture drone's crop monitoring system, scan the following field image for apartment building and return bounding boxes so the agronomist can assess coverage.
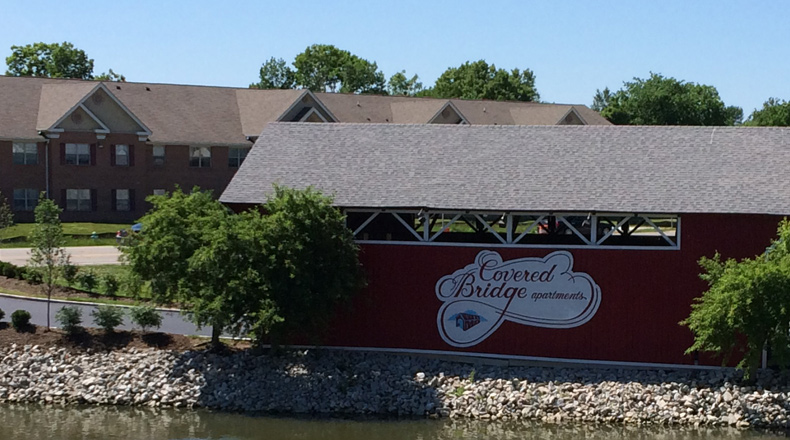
[0,76,610,223]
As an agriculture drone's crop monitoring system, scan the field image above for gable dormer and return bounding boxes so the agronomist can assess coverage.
[556,107,586,125]
[278,90,336,122]
[429,101,468,125]
[39,83,151,140]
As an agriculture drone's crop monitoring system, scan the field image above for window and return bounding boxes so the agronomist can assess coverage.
[190,146,211,168]
[12,143,37,165]
[66,189,92,211]
[12,189,37,211]
[65,143,90,165]
[228,147,249,168]
[153,189,166,196]
[153,145,165,166]
[114,144,129,166]
[115,189,130,211]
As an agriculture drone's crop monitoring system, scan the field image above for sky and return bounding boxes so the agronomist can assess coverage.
[1,0,788,116]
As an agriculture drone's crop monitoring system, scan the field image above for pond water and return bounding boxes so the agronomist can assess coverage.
[0,404,786,440]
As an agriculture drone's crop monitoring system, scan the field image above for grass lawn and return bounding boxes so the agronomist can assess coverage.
[0,223,132,248]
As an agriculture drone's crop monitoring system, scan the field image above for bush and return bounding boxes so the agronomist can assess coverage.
[23,269,42,284]
[129,305,162,333]
[11,310,31,330]
[62,263,79,287]
[76,270,97,291]
[102,274,119,296]
[55,306,82,334]
[91,305,125,333]
[0,308,5,321]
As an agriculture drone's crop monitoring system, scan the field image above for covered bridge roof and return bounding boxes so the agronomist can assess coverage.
[220,123,790,215]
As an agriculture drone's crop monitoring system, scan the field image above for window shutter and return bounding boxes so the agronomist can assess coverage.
[90,144,97,166]
[111,189,117,211]
[90,189,97,211]
[60,189,67,208]
[60,143,66,165]
[110,145,116,166]
[129,189,136,211]
[129,144,135,166]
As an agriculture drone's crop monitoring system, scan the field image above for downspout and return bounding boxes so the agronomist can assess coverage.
[39,132,51,198]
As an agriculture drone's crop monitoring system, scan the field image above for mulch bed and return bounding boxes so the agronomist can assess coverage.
[0,323,200,352]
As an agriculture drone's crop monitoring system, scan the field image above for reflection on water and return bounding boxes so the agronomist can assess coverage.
[0,404,786,440]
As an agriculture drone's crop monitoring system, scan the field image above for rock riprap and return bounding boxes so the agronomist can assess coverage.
[1,344,790,428]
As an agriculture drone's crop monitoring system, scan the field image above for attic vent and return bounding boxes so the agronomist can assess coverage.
[145,87,151,91]
[356,101,361,107]
[116,85,121,90]
[71,112,83,125]
[441,108,450,118]
[91,93,104,105]
[301,96,309,103]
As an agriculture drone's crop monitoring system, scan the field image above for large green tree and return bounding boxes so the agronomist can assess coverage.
[744,98,790,126]
[420,60,539,102]
[250,57,296,89]
[387,70,423,96]
[289,44,385,93]
[599,73,742,125]
[6,42,94,79]
[28,194,69,329]
[122,186,365,346]
[6,41,125,81]
[682,220,790,379]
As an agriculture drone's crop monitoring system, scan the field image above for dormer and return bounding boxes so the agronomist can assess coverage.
[278,90,336,122]
[37,83,151,140]
[429,101,468,125]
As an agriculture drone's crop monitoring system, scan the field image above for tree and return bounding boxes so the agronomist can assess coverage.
[6,42,94,79]
[247,186,366,344]
[0,191,13,246]
[388,71,423,96]
[250,57,295,89]
[122,186,366,347]
[28,194,68,329]
[681,220,790,379]
[599,73,742,126]
[744,98,790,126]
[121,188,233,345]
[591,87,614,112]
[420,60,539,102]
[94,68,126,82]
[292,44,386,94]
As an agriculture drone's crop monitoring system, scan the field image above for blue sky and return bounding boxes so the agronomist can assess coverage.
[2,1,788,115]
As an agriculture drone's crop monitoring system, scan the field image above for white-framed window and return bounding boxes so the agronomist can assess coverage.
[152,145,165,166]
[115,189,130,211]
[12,143,37,165]
[189,146,211,168]
[65,143,90,165]
[66,189,92,211]
[114,144,129,166]
[12,189,38,211]
[228,147,249,168]
[153,189,166,196]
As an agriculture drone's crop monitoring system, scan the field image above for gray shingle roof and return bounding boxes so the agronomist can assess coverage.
[220,123,790,215]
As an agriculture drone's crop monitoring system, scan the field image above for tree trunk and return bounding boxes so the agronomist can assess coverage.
[211,324,221,348]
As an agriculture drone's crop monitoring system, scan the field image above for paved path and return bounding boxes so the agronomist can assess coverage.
[0,246,122,266]
[0,293,213,337]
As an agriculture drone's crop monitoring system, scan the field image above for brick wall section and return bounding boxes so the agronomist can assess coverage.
[1,134,243,224]
[0,140,47,223]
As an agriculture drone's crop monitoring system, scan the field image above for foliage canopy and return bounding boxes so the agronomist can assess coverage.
[28,194,68,329]
[6,41,124,81]
[682,220,790,378]
[744,98,790,126]
[420,60,539,102]
[600,73,742,126]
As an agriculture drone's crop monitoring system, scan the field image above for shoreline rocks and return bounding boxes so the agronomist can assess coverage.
[1,344,790,429]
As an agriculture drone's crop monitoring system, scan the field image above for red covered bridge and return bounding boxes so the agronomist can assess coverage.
[220,123,790,368]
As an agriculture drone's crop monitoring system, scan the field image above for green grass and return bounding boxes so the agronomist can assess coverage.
[0,222,131,248]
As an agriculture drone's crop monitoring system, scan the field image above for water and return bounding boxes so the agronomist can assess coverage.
[0,404,786,440]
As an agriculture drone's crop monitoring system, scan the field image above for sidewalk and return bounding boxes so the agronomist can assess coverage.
[0,246,122,266]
